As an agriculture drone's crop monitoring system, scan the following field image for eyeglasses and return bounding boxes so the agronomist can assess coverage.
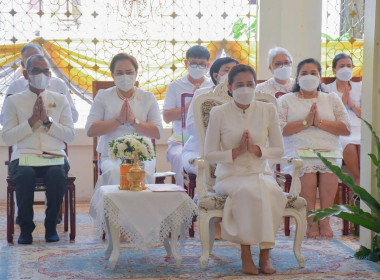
[189,63,207,69]
[28,68,51,75]
[273,61,292,68]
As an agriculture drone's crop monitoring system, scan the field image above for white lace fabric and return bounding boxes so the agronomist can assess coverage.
[254,77,296,96]
[278,91,351,175]
[90,185,198,250]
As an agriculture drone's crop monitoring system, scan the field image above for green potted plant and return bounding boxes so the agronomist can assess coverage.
[309,119,380,262]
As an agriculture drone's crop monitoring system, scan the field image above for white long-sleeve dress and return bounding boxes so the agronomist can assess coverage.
[321,81,362,150]
[278,91,351,175]
[204,100,287,248]
[85,86,163,189]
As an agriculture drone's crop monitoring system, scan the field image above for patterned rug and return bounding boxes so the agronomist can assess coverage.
[1,238,379,279]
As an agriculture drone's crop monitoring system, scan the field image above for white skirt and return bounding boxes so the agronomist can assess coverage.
[214,173,287,247]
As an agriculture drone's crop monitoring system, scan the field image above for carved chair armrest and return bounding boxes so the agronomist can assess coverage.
[196,158,208,199]
[269,157,303,196]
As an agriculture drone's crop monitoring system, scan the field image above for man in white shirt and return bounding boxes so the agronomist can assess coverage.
[182,57,238,175]
[2,54,75,244]
[163,45,213,186]
[0,43,78,125]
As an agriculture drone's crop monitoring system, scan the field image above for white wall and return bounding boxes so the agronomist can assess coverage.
[257,0,322,79]
[0,128,172,201]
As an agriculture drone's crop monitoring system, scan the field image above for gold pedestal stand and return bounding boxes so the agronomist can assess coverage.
[127,151,146,191]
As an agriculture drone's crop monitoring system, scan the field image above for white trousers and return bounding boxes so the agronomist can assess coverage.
[182,149,198,175]
[166,142,183,187]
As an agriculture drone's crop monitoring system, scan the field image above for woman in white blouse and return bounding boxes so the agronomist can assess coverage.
[86,53,163,189]
[254,46,295,97]
[321,53,361,185]
[205,64,286,275]
[278,58,350,239]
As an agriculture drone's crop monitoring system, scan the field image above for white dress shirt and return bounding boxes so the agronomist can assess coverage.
[2,89,75,161]
[85,86,163,159]
[163,74,213,136]
[1,76,78,124]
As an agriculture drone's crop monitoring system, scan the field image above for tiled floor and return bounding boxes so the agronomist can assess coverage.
[0,199,360,250]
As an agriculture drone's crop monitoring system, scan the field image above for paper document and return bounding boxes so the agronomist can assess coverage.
[153,171,176,177]
[146,184,186,192]
[19,153,65,166]
[168,134,182,145]
[297,149,343,159]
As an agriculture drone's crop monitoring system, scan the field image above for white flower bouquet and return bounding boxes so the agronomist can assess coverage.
[109,134,155,163]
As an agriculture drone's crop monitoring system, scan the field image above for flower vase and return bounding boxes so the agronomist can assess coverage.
[119,163,132,190]
[127,151,146,191]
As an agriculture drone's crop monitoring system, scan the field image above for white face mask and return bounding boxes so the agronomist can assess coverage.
[29,73,50,90]
[218,73,228,84]
[232,87,255,105]
[188,66,207,80]
[298,75,320,91]
[114,74,136,91]
[335,67,353,82]
[274,66,292,80]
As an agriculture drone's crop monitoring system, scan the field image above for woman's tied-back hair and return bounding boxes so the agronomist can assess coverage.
[110,53,139,73]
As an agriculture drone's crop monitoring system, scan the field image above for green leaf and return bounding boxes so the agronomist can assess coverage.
[354,246,371,259]
[368,251,380,262]
[309,204,380,232]
[368,153,379,166]
[316,153,380,214]
[321,33,334,41]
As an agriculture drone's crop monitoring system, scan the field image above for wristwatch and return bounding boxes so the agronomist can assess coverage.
[43,116,53,126]
[302,119,309,128]
[133,118,140,127]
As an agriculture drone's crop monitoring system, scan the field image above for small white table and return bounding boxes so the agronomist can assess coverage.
[90,184,198,269]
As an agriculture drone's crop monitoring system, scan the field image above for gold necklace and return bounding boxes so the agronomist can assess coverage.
[117,88,135,101]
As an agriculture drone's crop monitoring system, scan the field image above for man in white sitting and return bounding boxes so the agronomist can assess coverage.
[163,45,213,186]
[0,43,78,125]
[182,57,238,175]
[2,54,75,244]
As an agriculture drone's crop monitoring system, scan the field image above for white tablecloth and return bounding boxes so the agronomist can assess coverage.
[90,185,198,249]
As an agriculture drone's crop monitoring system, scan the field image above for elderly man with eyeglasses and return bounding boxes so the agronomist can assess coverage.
[2,54,75,244]
[254,46,295,97]
[0,43,78,125]
[162,45,213,187]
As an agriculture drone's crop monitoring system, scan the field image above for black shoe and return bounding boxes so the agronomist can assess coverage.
[18,231,33,244]
[45,230,60,242]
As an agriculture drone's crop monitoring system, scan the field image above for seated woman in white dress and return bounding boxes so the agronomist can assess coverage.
[321,53,361,185]
[86,53,163,189]
[205,64,287,275]
[278,58,350,239]
[254,46,295,97]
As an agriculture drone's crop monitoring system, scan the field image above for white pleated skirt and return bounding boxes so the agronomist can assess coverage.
[214,173,287,247]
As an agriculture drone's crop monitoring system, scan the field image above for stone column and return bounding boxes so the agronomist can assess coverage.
[360,0,380,249]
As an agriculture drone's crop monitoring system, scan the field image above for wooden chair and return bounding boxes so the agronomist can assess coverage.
[194,93,307,269]
[91,81,173,188]
[6,144,76,243]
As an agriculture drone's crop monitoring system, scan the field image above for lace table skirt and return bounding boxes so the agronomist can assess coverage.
[90,185,198,250]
